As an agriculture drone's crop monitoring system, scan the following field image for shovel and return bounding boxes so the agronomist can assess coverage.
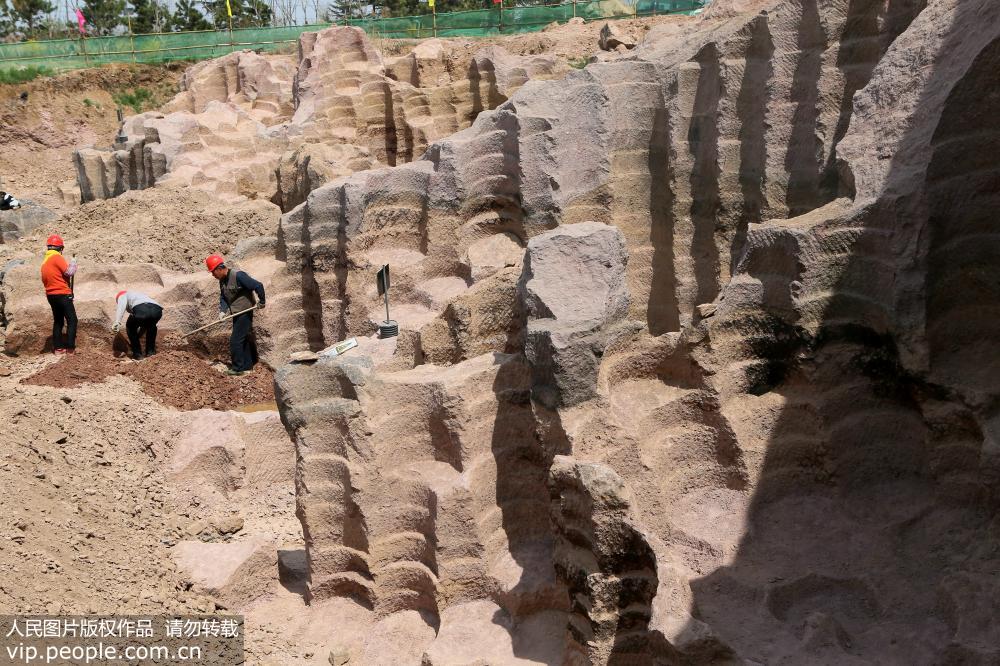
[181,305,260,339]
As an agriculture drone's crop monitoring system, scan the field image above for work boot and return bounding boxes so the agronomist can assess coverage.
[53,348,67,355]
[144,349,156,358]
[226,368,249,377]
[131,353,142,361]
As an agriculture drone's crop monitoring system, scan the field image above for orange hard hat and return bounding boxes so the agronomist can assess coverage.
[205,254,225,272]
[115,290,127,301]
[46,234,64,247]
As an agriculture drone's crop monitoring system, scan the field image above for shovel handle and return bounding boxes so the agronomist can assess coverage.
[181,305,259,339]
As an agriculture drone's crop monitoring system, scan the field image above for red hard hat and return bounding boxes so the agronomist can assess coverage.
[115,290,127,301]
[46,234,64,247]
[205,253,225,272]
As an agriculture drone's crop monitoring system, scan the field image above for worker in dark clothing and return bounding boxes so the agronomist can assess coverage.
[205,253,265,376]
[40,234,78,354]
[112,290,163,360]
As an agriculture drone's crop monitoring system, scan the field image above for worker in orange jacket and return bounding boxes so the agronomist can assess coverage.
[40,234,78,354]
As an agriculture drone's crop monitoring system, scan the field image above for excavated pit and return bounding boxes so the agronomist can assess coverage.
[2,3,999,664]
[21,327,275,411]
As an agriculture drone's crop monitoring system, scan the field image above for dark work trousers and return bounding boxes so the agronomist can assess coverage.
[46,294,77,350]
[230,311,258,372]
[126,303,163,357]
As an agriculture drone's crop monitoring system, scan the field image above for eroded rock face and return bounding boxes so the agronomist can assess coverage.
[276,350,563,624]
[273,0,1000,663]
[548,456,672,663]
[275,143,379,213]
[75,101,288,204]
[419,267,524,366]
[74,28,570,208]
[521,222,628,327]
[598,21,637,51]
[521,222,630,408]
[74,52,295,204]
[163,51,297,120]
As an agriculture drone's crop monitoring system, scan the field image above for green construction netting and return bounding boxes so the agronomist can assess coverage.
[0,24,313,71]
[351,0,704,38]
[0,0,705,72]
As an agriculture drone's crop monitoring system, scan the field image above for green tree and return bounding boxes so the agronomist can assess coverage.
[129,0,169,33]
[10,0,55,34]
[360,0,484,18]
[366,0,416,17]
[0,0,15,36]
[204,0,272,29]
[40,13,75,37]
[326,0,372,22]
[241,0,272,27]
[81,0,126,34]
[171,0,210,30]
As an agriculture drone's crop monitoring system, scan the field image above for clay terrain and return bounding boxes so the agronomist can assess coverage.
[1,1,999,663]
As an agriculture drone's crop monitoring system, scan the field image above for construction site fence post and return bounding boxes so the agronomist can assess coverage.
[127,14,137,64]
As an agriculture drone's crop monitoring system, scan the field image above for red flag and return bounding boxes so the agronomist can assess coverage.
[75,8,86,34]
[493,0,501,4]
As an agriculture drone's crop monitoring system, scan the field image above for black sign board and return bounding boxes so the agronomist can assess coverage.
[376,264,390,296]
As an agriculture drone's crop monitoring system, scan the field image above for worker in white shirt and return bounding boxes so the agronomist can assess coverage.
[112,290,163,360]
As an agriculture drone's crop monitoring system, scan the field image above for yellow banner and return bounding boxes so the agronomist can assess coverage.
[428,0,434,8]
[226,0,233,17]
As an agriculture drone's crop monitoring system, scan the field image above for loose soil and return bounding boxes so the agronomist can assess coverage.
[22,331,274,411]
[50,187,282,271]
[0,372,211,616]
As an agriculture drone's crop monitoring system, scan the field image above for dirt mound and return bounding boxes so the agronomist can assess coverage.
[23,332,274,411]
[38,187,280,271]
[0,375,210,616]
[0,64,180,150]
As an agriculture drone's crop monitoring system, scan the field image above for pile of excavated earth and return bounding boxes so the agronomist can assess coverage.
[1,1,999,663]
